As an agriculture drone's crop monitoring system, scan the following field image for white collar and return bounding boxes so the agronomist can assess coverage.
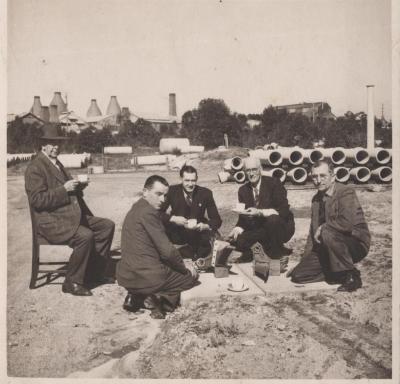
[42,150,58,166]
[251,178,262,191]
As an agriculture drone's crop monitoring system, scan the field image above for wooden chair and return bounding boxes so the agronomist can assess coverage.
[29,204,71,289]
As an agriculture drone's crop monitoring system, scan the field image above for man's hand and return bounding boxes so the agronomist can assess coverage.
[170,216,188,226]
[243,207,261,216]
[196,223,210,232]
[187,264,199,280]
[64,180,79,192]
[314,225,323,243]
[228,226,244,241]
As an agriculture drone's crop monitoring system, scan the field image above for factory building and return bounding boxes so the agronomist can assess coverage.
[274,102,336,121]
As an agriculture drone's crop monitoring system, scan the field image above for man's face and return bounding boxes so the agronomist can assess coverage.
[181,172,197,194]
[143,181,169,210]
[244,159,261,185]
[311,163,334,192]
[42,142,60,159]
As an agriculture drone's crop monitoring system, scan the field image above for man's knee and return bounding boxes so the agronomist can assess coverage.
[320,226,341,248]
[75,226,95,245]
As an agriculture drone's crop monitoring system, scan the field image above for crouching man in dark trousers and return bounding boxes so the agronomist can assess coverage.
[117,175,199,319]
[289,160,370,292]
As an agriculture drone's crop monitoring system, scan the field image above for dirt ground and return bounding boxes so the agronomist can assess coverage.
[7,153,392,379]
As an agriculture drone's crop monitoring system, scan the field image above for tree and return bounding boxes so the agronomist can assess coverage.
[7,118,43,153]
[181,98,242,148]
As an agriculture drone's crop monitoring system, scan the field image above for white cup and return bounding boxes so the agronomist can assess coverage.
[236,203,245,211]
[231,279,245,291]
[187,219,197,229]
[77,174,88,183]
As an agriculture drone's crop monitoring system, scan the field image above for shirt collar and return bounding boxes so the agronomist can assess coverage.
[252,178,262,191]
[325,182,336,197]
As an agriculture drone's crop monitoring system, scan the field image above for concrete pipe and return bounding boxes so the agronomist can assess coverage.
[135,154,176,166]
[261,168,286,183]
[343,147,370,165]
[321,147,346,165]
[181,145,205,154]
[287,167,308,184]
[278,147,304,166]
[104,146,132,154]
[334,167,350,183]
[234,171,246,184]
[58,154,84,168]
[159,138,190,154]
[218,171,235,183]
[371,166,392,183]
[370,148,392,165]
[304,149,324,164]
[223,157,244,172]
[248,149,283,166]
[350,167,371,183]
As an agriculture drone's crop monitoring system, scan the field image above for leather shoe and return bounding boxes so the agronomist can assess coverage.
[147,295,166,319]
[123,293,144,312]
[337,269,362,292]
[62,281,92,296]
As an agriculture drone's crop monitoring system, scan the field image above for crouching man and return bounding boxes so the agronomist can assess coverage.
[117,175,199,319]
[289,160,370,292]
[228,157,295,279]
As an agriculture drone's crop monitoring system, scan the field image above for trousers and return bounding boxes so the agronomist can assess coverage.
[235,214,294,259]
[291,225,368,283]
[66,215,115,284]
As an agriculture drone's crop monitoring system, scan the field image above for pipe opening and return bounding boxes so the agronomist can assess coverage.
[355,150,369,164]
[234,171,246,183]
[376,150,391,164]
[231,157,243,170]
[331,150,346,164]
[269,151,282,165]
[310,150,323,163]
[290,151,303,165]
[356,168,370,182]
[335,168,349,181]
[272,168,286,182]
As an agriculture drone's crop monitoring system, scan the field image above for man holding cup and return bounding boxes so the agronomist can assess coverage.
[228,157,295,279]
[161,165,222,263]
[25,124,115,296]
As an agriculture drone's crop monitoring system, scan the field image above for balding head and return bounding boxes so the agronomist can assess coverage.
[244,157,262,185]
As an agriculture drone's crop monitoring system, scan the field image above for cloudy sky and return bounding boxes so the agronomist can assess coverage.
[7,0,392,119]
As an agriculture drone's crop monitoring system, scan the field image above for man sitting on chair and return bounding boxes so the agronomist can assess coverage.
[162,165,222,262]
[228,157,295,278]
[25,124,115,296]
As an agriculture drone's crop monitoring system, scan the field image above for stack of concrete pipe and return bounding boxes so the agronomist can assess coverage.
[219,146,392,185]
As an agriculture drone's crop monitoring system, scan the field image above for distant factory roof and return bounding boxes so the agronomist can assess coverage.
[85,113,115,124]
[130,112,181,124]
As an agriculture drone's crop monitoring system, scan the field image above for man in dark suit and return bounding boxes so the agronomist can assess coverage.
[25,124,115,296]
[228,157,295,275]
[117,175,198,319]
[289,160,370,292]
[162,165,222,262]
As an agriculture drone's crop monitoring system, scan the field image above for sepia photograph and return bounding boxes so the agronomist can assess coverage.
[3,0,399,381]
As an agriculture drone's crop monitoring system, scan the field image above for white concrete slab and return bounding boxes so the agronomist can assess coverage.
[181,264,265,304]
[236,261,340,294]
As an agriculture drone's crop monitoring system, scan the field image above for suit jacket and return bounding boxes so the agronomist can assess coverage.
[309,182,370,251]
[25,151,92,244]
[162,184,222,231]
[117,198,188,290]
[236,175,294,231]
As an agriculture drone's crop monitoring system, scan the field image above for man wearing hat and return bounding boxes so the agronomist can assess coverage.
[25,124,115,296]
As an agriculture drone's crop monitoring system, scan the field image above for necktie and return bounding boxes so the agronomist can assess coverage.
[253,187,259,207]
[186,194,193,207]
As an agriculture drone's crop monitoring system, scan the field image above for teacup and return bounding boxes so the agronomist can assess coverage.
[187,219,197,229]
[77,174,88,183]
[231,279,245,291]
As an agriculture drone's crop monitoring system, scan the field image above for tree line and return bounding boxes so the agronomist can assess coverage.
[7,98,392,153]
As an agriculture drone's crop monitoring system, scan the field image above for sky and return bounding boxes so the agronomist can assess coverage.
[7,0,392,119]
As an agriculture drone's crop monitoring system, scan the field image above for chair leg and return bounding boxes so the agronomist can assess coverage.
[29,243,40,289]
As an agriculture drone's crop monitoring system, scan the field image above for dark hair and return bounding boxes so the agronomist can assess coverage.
[179,165,198,178]
[311,159,334,173]
[144,175,169,190]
